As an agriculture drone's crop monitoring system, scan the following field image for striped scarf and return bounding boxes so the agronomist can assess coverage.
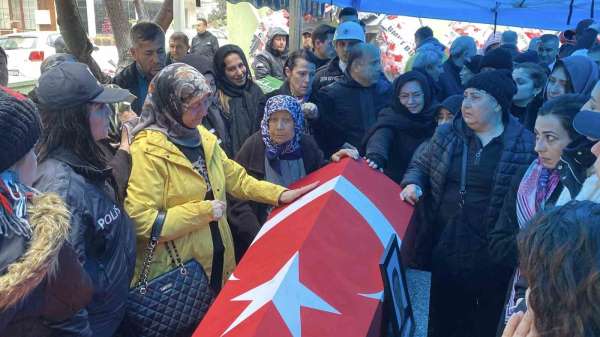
[0,170,33,238]
[506,159,560,322]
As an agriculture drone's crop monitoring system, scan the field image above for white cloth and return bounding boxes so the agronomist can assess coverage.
[556,174,600,205]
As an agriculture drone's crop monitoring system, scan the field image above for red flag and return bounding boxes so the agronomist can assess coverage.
[194,159,413,337]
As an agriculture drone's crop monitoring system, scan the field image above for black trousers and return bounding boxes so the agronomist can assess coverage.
[427,271,508,337]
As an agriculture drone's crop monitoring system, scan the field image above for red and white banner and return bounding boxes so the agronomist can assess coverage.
[194,159,413,337]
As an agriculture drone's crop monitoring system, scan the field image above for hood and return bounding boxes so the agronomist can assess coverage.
[0,193,70,311]
[558,55,599,99]
[434,94,464,117]
[266,27,289,57]
[392,70,434,115]
[417,37,446,53]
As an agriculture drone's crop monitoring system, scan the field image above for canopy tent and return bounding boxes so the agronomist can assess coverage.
[227,0,328,16]
[311,0,598,31]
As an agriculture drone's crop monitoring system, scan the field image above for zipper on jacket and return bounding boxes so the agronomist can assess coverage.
[474,148,483,166]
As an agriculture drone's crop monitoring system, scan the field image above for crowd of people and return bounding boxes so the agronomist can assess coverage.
[1,6,600,337]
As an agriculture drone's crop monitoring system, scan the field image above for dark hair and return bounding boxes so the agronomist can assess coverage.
[37,104,107,170]
[197,18,208,26]
[169,32,189,47]
[347,42,371,70]
[0,46,6,60]
[537,94,586,141]
[415,26,434,41]
[515,62,549,90]
[338,7,358,19]
[518,201,600,337]
[284,49,315,71]
[130,21,165,46]
[311,24,335,45]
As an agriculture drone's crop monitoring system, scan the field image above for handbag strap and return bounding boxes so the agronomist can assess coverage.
[209,221,225,292]
[459,141,468,209]
[137,211,167,294]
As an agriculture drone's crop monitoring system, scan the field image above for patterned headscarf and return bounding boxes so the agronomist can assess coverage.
[132,63,212,144]
[261,95,304,159]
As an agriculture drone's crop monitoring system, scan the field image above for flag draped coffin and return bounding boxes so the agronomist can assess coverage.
[194,159,414,337]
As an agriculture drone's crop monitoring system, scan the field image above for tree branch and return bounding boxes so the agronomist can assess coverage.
[55,0,110,83]
[103,0,134,68]
[133,0,149,20]
[154,0,174,32]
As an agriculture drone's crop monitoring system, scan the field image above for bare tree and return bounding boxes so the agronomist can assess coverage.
[133,0,149,21]
[54,0,110,83]
[154,0,174,32]
[103,0,133,68]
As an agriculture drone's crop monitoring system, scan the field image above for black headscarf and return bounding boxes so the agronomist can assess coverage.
[392,70,435,118]
[213,45,254,98]
[181,52,215,76]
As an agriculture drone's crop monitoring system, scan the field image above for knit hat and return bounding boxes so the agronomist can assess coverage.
[514,50,540,64]
[437,94,464,117]
[0,87,41,172]
[465,55,483,73]
[465,69,517,116]
[480,47,513,71]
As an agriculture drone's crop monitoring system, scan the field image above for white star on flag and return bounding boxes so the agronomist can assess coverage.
[222,252,340,337]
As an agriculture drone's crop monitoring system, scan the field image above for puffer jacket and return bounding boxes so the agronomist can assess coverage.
[252,27,289,81]
[0,194,93,337]
[34,148,137,337]
[190,31,219,59]
[125,126,286,287]
[316,71,393,156]
[401,115,536,237]
[312,57,343,96]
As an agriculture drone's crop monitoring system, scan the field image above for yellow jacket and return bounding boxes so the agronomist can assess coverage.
[125,127,286,286]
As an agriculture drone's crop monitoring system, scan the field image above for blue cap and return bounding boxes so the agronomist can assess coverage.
[574,110,600,139]
[333,21,365,42]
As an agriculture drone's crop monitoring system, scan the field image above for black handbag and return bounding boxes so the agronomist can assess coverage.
[123,211,216,337]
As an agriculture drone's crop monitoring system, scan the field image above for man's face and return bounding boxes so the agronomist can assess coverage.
[335,39,360,63]
[196,21,207,33]
[315,34,335,59]
[538,40,559,65]
[0,53,7,86]
[353,50,381,86]
[272,35,287,53]
[131,36,167,79]
[302,33,313,49]
[169,38,189,62]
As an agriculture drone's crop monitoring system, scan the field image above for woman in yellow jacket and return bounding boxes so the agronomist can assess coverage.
[125,63,315,289]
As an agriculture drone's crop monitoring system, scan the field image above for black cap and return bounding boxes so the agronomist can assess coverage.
[466,69,517,117]
[37,62,133,109]
[574,110,600,139]
[480,47,513,71]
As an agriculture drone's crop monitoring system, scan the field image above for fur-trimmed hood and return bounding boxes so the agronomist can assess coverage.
[0,193,70,310]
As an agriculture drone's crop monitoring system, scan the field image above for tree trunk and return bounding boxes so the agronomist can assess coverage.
[103,0,133,69]
[154,0,174,32]
[133,0,148,20]
[54,0,109,83]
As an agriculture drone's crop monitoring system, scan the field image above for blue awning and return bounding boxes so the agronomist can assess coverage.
[227,0,328,17]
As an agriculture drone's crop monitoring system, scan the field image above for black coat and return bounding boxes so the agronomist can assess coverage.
[34,148,136,337]
[112,62,145,115]
[401,116,535,287]
[437,58,463,100]
[363,70,437,183]
[312,57,344,96]
[316,72,393,156]
[0,194,93,337]
[190,31,219,59]
[228,132,325,260]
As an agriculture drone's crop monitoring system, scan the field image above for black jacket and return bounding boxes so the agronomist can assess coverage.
[0,194,93,337]
[227,132,324,260]
[305,48,330,69]
[437,58,463,100]
[510,94,543,132]
[34,148,136,337]
[363,71,437,183]
[252,28,289,81]
[112,62,146,115]
[190,31,219,59]
[312,57,344,96]
[559,27,599,58]
[316,71,393,156]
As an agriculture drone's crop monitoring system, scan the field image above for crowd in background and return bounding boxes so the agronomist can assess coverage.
[1,6,600,337]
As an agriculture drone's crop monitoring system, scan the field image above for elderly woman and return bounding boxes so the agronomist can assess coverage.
[489,94,590,328]
[363,70,438,183]
[401,70,535,337]
[125,64,314,294]
[545,55,599,101]
[228,94,357,260]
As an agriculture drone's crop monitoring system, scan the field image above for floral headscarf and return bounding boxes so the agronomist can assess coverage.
[132,63,212,144]
[261,95,304,159]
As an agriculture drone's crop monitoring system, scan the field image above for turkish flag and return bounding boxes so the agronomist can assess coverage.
[194,159,413,337]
